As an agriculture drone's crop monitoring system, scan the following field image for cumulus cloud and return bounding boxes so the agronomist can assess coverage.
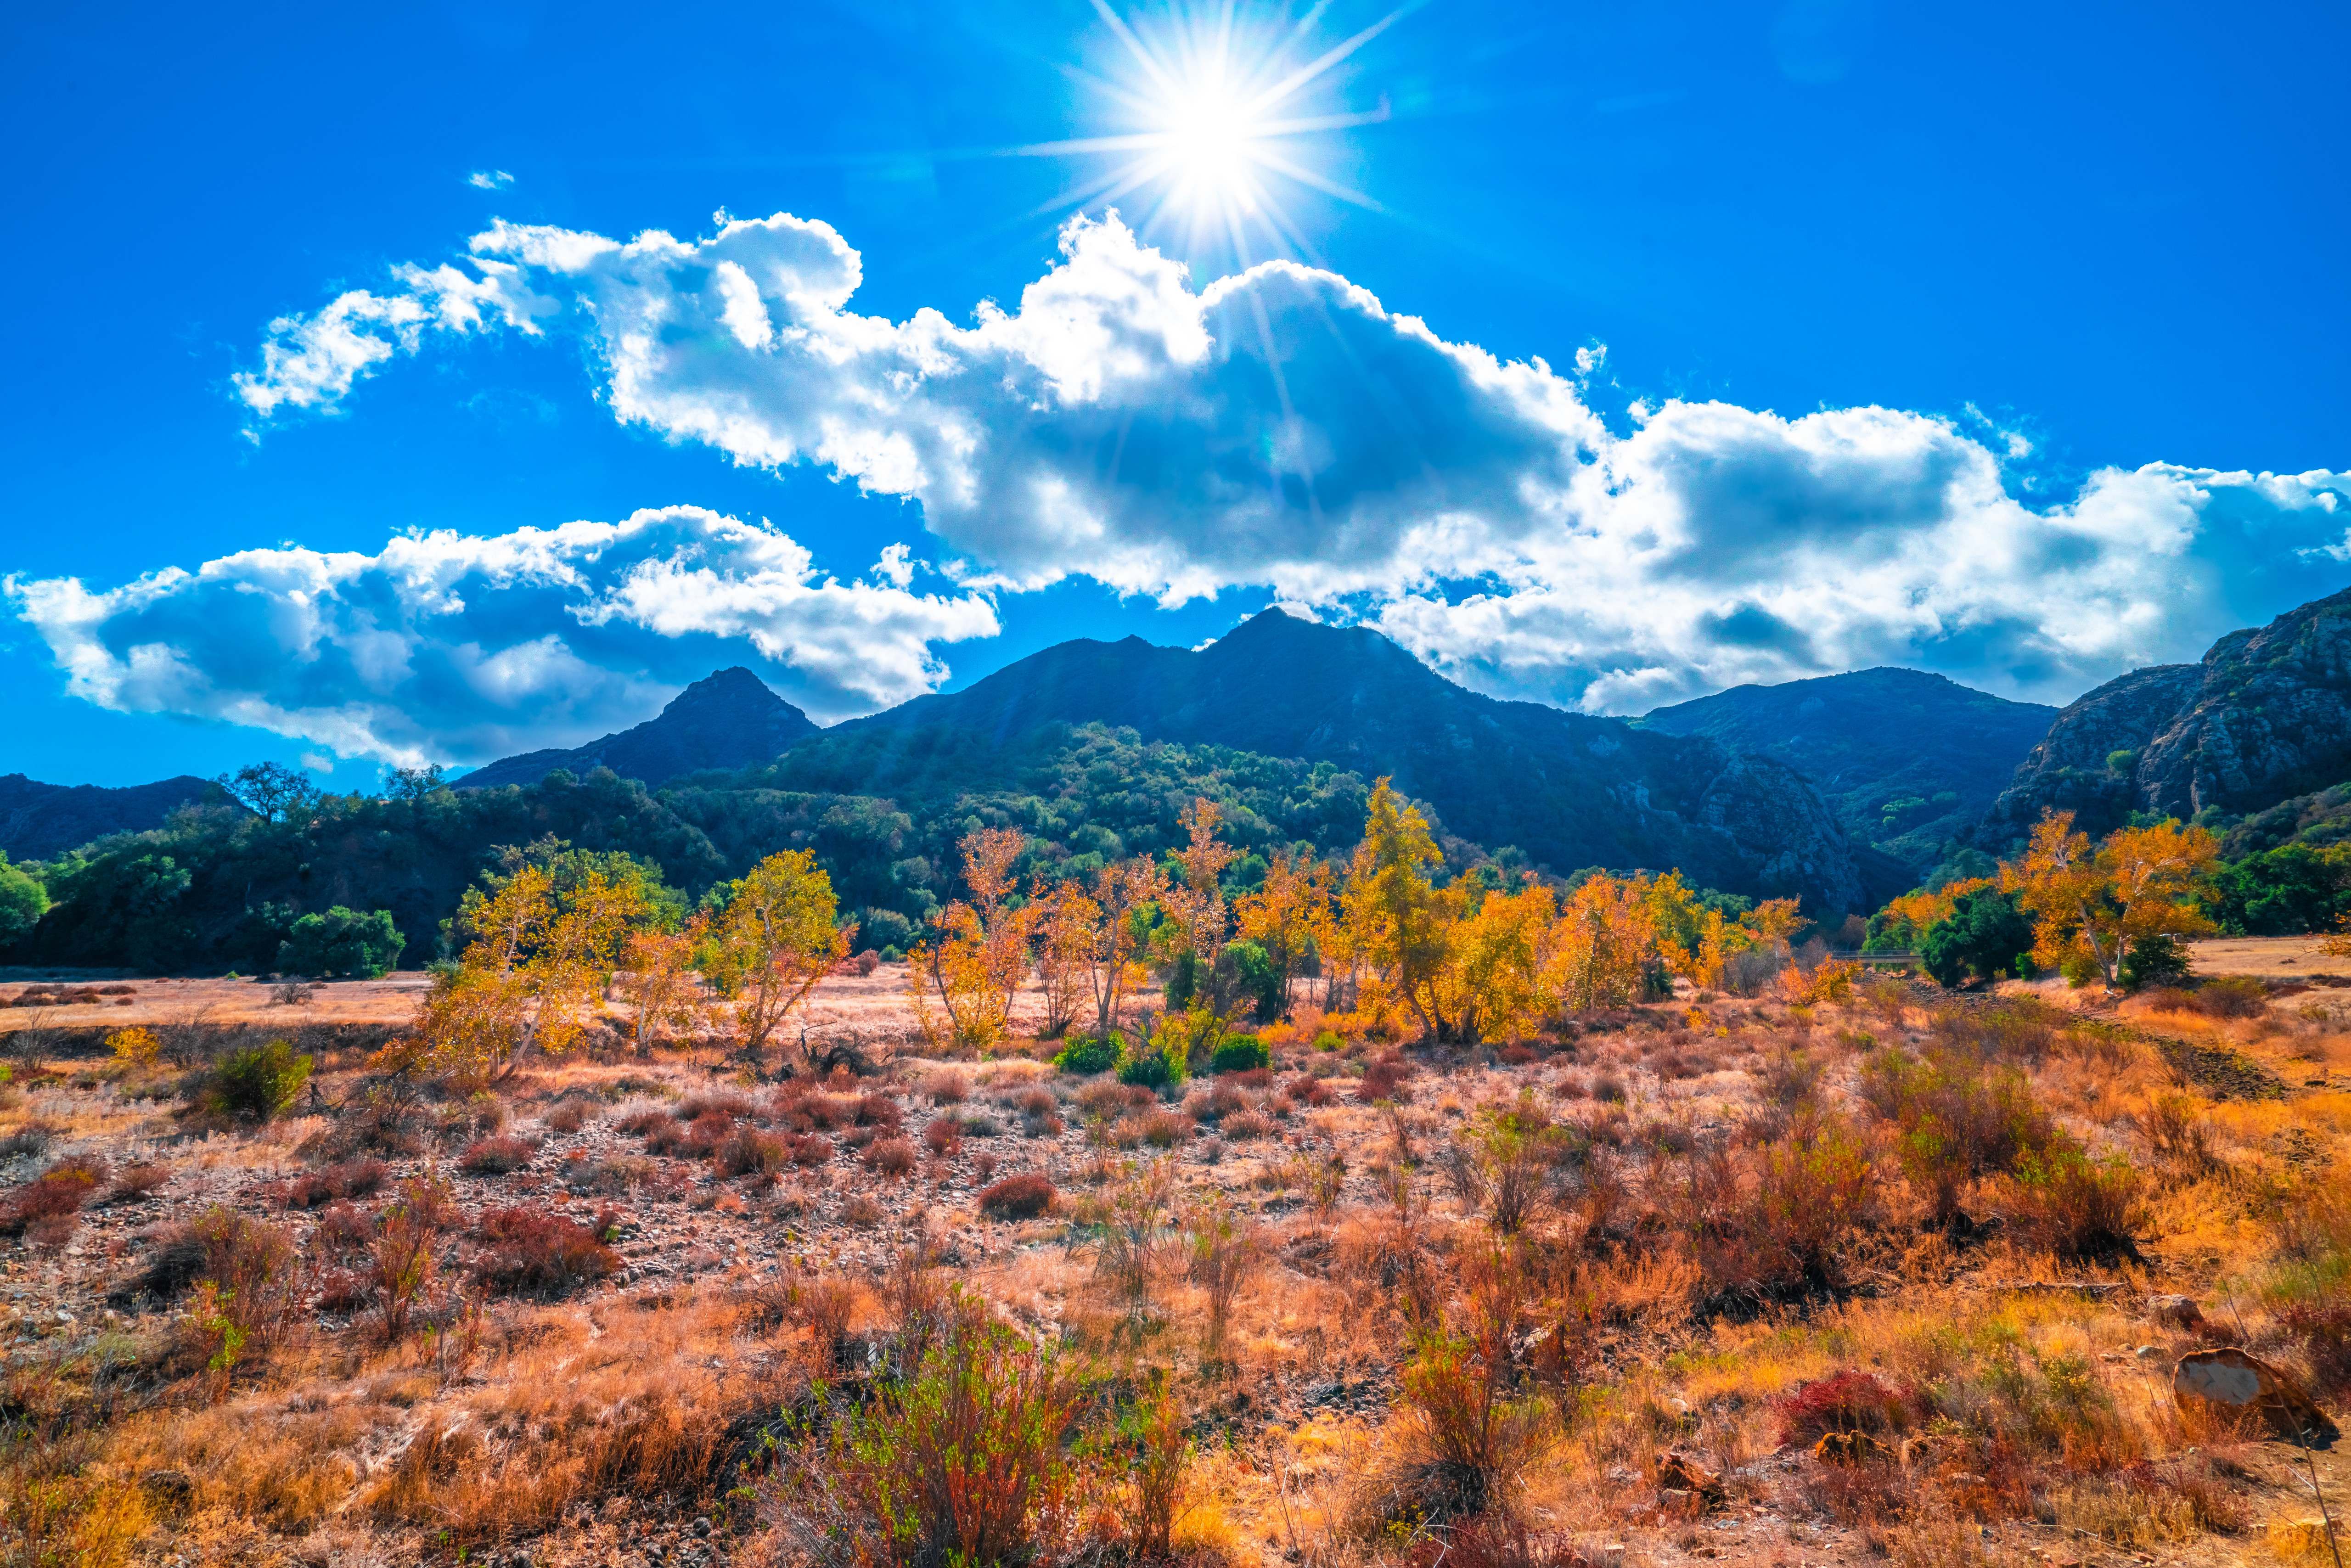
[229,208,2351,712]
[3,508,997,765]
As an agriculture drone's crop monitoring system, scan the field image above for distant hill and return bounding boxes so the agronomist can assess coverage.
[459,667,818,792]
[1974,585,2351,852]
[0,773,224,862]
[1639,669,2055,868]
[802,610,1873,912]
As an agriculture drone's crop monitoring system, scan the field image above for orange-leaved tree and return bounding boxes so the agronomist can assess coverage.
[395,864,646,1085]
[908,826,1033,1053]
[1159,798,1238,978]
[701,850,846,1068]
[616,914,710,1055]
[2005,809,2218,989]
[1029,878,1100,1039]
[1083,854,1166,1043]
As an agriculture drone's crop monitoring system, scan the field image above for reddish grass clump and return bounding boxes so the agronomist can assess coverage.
[545,1099,594,1134]
[922,1118,963,1158]
[107,1161,171,1202]
[977,1173,1055,1220]
[616,1103,678,1136]
[1775,1369,1921,1444]
[853,1092,902,1130]
[716,1128,791,1177]
[0,1160,106,1237]
[459,1135,540,1175]
[866,1137,918,1178]
[469,1205,621,1298]
[1360,1055,1414,1103]
[679,1088,755,1121]
[288,1156,390,1208]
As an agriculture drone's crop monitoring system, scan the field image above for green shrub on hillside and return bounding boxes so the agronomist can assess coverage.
[200,1039,312,1121]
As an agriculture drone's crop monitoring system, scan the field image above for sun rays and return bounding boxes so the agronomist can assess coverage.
[1020,0,1412,275]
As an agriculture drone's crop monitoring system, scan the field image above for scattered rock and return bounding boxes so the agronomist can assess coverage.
[2146,1294,2205,1330]
[2173,1348,2342,1442]
[1658,1448,1724,1501]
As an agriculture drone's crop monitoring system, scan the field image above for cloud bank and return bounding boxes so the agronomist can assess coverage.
[22,207,2348,764]
[222,208,2350,718]
[4,507,997,765]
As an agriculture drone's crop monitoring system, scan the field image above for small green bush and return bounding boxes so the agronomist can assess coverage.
[2119,934,2192,992]
[1052,1036,1120,1075]
[1116,1046,1181,1089]
[204,1039,313,1121]
[1311,1030,1342,1052]
[1209,1035,1270,1073]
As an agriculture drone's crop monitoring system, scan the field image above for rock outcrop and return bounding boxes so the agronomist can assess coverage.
[1975,586,2351,850]
[2139,586,2351,821]
[1971,665,2203,849]
[459,668,818,793]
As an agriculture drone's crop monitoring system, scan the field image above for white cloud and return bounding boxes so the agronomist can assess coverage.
[229,208,2351,712]
[3,508,997,765]
[467,170,515,190]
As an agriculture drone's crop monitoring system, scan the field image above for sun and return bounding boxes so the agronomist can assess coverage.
[1021,2,1408,270]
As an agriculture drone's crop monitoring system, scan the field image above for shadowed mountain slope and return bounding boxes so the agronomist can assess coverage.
[1641,668,2055,868]
[459,668,818,792]
[0,773,223,862]
[807,610,1871,911]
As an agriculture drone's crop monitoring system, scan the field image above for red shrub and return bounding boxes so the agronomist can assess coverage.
[546,1100,592,1134]
[854,1093,902,1130]
[108,1162,171,1201]
[469,1205,621,1298]
[786,1132,834,1166]
[460,1135,540,1175]
[922,1118,962,1157]
[288,1157,390,1208]
[1775,1370,1922,1444]
[0,1161,104,1236]
[865,1137,917,1178]
[1285,1073,1335,1108]
[317,1269,373,1313]
[716,1128,790,1177]
[802,1095,855,1131]
[977,1173,1055,1220]
[315,1200,374,1253]
[679,1089,755,1121]
[1360,1055,1414,1103]
[617,1104,678,1136]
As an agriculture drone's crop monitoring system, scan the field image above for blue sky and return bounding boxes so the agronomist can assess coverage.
[3,0,2345,787]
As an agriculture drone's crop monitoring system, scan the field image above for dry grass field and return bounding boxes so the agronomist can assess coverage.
[2,960,2347,1568]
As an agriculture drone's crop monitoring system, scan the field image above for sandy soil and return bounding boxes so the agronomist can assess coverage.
[2188,934,2351,979]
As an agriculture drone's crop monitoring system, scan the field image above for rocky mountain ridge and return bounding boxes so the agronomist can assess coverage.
[0,773,223,863]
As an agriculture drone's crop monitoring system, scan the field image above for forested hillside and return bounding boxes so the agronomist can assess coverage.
[0,726,1400,973]
[1640,667,2053,867]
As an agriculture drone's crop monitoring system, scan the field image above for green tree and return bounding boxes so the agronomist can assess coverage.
[1920,885,2038,988]
[0,854,47,948]
[213,760,323,823]
[277,906,405,978]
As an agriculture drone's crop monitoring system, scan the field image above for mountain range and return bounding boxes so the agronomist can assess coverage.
[11,589,2351,911]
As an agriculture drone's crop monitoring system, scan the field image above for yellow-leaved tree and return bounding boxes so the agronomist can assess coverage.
[908,827,1033,1053]
[1339,780,1452,1037]
[701,850,847,1069]
[1234,848,1334,1019]
[1548,873,1663,1012]
[2005,809,2219,989]
[394,864,647,1085]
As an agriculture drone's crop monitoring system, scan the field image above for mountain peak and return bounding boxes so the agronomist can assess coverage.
[459,668,817,792]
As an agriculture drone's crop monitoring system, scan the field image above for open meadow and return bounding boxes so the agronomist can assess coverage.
[3,941,2348,1568]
